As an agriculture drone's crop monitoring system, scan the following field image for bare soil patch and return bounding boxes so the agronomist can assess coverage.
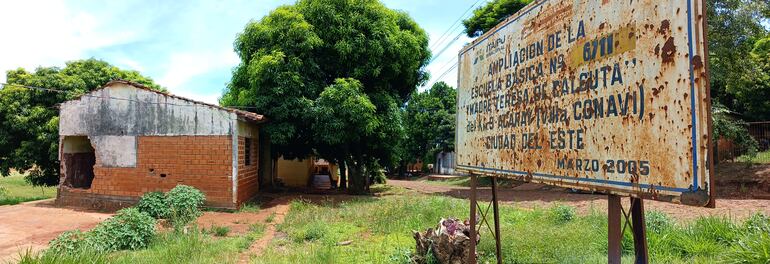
[0,199,112,263]
[388,179,770,221]
[713,163,770,199]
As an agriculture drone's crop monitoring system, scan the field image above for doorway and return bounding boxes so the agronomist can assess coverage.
[61,136,96,189]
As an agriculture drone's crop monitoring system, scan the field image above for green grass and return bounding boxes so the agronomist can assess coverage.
[265,212,276,223]
[239,202,261,213]
[17,229,252,264]
[13,185,770,264]
[0,172,56,206]
[206,225,231,237]
[252,185,770,264]
[737,150,770,164]
[418,176,517,188]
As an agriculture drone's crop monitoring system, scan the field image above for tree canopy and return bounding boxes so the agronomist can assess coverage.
[404,81,457,165]
[462,0,532,37]
[221,0,430,193]
[707,0,770,120]
[0,58,162,186]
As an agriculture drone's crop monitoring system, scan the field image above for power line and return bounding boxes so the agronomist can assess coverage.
[428,32,463,65]
[0,83,262,110]
[434,63,458,83]
[429,0,483,51]
[434,57,458,77]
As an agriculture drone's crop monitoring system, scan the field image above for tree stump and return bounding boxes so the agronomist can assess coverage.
[412,218,477,264]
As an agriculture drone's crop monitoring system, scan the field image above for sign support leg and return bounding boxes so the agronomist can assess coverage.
[491,177,502,264]
[468,173,477,264]
[631,197,649,264]
[608,195,622,264]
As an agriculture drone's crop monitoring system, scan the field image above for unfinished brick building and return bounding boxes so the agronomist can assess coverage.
[57,80,266,210]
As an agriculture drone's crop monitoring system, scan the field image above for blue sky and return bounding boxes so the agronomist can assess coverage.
[0,0,480,104]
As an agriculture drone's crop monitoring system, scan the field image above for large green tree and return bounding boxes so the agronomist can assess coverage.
[707,0,769,116]
[731,36,770,120]
[0,59,162,186]
[404,81,457,166]
[221,0,430,193]
[462,0,532,37]
[312,78,378,193]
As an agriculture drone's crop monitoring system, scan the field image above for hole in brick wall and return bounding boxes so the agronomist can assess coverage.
[149,168,155,173]
[61,136,95,189]
[160,173,167,178]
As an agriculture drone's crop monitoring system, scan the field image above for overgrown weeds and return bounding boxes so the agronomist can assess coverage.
[256,185,770,264]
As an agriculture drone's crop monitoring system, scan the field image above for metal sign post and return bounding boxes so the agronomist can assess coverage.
[455,0,711,262]
[468,175,503,264]
[608,195,649,264]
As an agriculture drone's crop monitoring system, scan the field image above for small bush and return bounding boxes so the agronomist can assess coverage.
[646,211,674,234]
[689,217,739,245]
[266,212,276,223]
[208,225,231,237]
[722,232,770,264]
[743,213,770,233]
[249,223,266,235]
[299,222,327,242]
[239,202,260,213]
[48,230,88,255]
[136,191,170,219]
[549,204,576,224]
[166,185,206,230]
[87,207,157,252]
[388,247,413,264]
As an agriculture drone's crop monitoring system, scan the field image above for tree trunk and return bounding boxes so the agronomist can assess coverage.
[347,160,366,194]
[339,160,347,191]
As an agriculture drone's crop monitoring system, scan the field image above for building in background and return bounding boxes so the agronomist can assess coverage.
[276,157,339,190]
[57,81,266,210]
[434,151,455,175]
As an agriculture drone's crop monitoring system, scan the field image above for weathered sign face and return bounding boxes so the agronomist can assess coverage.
[456,0,712,206]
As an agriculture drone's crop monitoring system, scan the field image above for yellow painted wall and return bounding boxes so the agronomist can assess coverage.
[277,158,312,188]
[277,157,340,188]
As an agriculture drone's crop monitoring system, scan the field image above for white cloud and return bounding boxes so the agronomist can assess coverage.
[157,50,239,103]
[0,0,138,84]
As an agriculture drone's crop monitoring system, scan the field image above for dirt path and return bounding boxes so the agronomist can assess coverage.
[389,179,770,221]
[236,197,292,264]
[0,199,112,263]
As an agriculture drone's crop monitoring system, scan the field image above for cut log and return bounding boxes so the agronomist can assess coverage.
[412,218,477,264]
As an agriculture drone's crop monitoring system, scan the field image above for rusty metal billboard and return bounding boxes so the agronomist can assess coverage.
[455,0,712,206]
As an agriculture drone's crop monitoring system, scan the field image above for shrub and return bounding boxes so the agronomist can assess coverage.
[298,222,327,242]
[387,247,413,264]
[166,185,206,230]
[549,204,576,224]
[722,232,770,264]
[646,211,674,234]
[87,207,157,252]
[713,103,759,160]
[136,191,170,219]
[209,225,231,237]
[249,223,266,235]
[266,212,276,223]
[743,213,770,234]
[48,230,88,255]
[689,217,739,245]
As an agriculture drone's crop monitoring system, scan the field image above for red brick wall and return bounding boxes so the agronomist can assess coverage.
[237,135,259,205]
[58,135,236,209]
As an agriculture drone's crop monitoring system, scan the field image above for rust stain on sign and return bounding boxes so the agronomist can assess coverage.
[455,0,712,207]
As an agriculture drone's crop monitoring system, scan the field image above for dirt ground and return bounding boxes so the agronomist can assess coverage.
[713,163,770,199]
[0,199,112,263]
[2,164,767,263]
[389,179,770,221]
